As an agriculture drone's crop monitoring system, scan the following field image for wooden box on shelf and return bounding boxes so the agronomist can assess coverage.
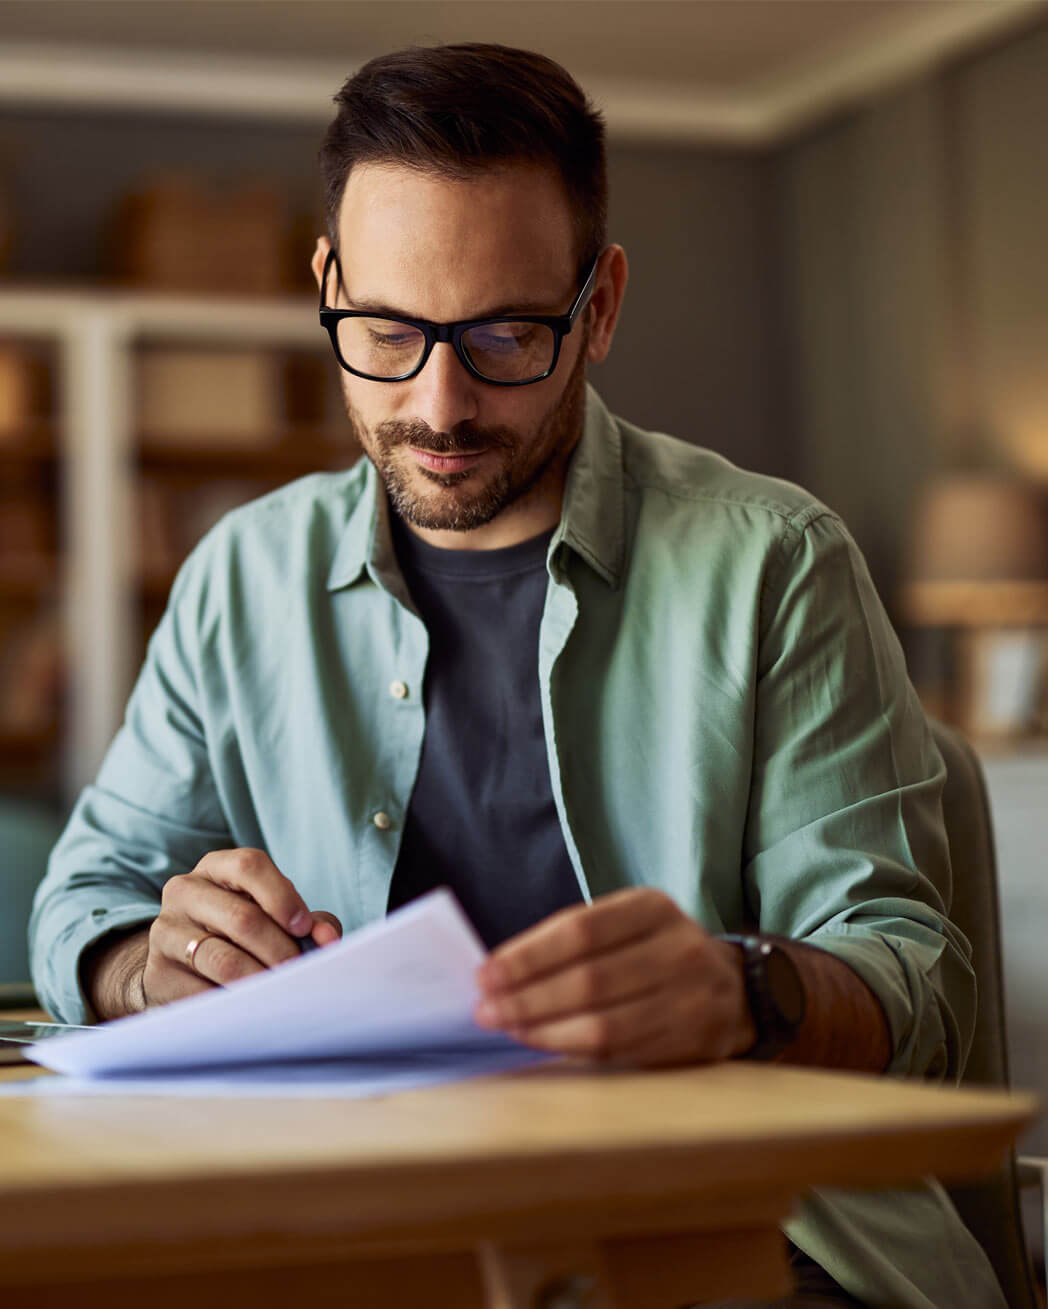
[133,340,355,598]
[0,345,50,442]
[112,176,288,295]
[0,607,64,738]
[0,335,63,793]
[0,577,64,795]
[0,495,52,558]
[137,347,283,446]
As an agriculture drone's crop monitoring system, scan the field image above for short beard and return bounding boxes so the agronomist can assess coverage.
[345,335,589,533]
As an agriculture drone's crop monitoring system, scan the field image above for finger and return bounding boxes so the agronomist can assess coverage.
[602,971,748,1068]
[150,911,271,988]
[186,932,268,988]
[143,967,214,1006]
[189,848,313,938]
[506,988,671,1061]
[474,933,665,1030]
[604,1023,699,1070]
[310,911,342,947]
[477,888,681,993]
[164,877,301,968]
[142,930,216,1006]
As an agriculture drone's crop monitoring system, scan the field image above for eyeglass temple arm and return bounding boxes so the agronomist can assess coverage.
[568,255,601,324]
[322,247,601,322]
[320,248,347,310]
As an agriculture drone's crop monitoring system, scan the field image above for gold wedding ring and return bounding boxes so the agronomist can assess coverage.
[184,934,215,972]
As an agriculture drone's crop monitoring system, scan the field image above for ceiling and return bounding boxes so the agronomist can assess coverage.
[1,0,1046,141]
[0,0,968,87]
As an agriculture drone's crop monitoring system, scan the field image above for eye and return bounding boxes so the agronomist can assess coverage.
[469,323,535,352]
[368,326,422,348]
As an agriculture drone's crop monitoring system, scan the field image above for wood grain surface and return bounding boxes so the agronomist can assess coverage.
[0,1059,1036,1306]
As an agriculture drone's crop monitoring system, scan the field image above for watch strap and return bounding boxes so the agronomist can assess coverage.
[721,933,803,1061]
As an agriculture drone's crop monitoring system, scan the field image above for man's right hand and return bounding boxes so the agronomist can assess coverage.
[82,849,342,1019]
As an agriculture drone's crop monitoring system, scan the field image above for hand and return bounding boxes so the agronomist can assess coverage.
[472,888,756,1067]
[140,848,342,1007]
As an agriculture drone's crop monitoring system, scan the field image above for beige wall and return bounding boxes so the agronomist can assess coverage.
[777,17,1048,603]
[594,145,790,478]
[963,21,1048,482]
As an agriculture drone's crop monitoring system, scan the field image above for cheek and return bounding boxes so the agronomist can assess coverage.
[339,375,400,433]
[485,363,576,430]
[485,394,549,431]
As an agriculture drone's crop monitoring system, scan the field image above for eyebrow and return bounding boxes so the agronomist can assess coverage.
[343,292,563,320]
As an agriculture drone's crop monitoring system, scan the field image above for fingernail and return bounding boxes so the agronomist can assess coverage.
[289,910,311,935]
[314,921,338,946]
[474,1001,498,1027]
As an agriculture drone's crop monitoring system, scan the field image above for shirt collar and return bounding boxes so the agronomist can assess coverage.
[326,383,624,594]
[552,383,625,588]
[326,460,384,592]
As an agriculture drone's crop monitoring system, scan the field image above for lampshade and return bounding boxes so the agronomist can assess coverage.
[902,475,1048,737]
[906,474,1048,584]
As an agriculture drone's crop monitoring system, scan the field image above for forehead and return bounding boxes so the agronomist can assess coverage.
[336,162,578,317]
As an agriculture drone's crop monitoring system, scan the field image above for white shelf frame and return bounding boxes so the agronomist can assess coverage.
[0,288,323,794]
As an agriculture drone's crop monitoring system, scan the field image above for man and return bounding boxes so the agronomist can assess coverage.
[32,44,1003,1308]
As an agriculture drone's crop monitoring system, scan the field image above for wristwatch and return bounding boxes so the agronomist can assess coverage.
[721,934,807,1060]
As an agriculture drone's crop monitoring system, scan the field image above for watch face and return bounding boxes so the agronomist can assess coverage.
[766,947,807,1028]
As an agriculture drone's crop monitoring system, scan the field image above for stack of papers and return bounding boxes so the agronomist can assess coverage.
[8,890,550,1098]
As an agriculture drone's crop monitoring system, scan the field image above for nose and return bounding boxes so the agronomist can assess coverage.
[408,342,481,434]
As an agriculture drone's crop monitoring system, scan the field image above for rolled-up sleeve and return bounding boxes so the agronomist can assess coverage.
[743,508,974,1081]
[30,555,232,1023]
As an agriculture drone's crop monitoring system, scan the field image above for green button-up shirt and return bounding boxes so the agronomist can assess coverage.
[31,385,1003,1307]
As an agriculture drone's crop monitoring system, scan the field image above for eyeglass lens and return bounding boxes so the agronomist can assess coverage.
[336,317,557,383]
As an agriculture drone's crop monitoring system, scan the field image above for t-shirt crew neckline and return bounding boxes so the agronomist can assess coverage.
[390,512,555,582]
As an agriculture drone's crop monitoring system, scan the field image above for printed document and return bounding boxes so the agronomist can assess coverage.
[8,890,550,1097]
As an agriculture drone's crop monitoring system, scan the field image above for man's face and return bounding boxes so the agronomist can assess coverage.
[319,163,591,539]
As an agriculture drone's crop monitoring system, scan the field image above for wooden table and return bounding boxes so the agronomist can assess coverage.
[0,1058,1036,1308]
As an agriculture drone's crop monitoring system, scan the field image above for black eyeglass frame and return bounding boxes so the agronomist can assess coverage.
[318,249,600,387]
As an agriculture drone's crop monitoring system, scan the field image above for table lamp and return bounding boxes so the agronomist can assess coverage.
[900,473,1048,739]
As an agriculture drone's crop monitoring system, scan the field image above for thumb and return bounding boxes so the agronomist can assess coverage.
[310,911,343,946]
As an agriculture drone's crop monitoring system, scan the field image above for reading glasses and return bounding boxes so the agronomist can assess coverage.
[319,249,598,387]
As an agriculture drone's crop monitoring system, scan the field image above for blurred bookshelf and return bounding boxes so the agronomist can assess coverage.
[0,287,358,804]
[0,338,63,801]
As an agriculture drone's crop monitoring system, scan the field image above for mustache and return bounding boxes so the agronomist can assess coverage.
[373,419,515,455]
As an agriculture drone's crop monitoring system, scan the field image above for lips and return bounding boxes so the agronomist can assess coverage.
[409,447,489,473]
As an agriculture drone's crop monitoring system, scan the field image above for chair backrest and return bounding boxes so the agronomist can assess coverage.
[0,798,63,987]
[929,719,1039,1309]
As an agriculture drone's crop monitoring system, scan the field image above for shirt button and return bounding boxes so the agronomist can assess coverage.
[373,811,393,830]
[389,680,409,700]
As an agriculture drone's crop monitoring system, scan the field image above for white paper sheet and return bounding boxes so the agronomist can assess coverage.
[1,1046,551,1099]
[26,890,539,1085]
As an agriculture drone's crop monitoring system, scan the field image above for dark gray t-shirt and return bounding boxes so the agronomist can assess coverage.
[386,517,582,949]
[387,525,855,1306]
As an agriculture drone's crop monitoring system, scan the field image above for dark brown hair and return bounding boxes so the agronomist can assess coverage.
[319,43,606,274]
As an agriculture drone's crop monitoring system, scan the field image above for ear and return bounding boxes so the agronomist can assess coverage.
[586,245,628,366]
[311,236,333,298]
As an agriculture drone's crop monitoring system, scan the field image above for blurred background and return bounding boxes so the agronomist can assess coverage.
[1,0,1046,1239]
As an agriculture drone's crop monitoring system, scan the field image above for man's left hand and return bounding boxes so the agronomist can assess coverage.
[473,888,757,1067]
